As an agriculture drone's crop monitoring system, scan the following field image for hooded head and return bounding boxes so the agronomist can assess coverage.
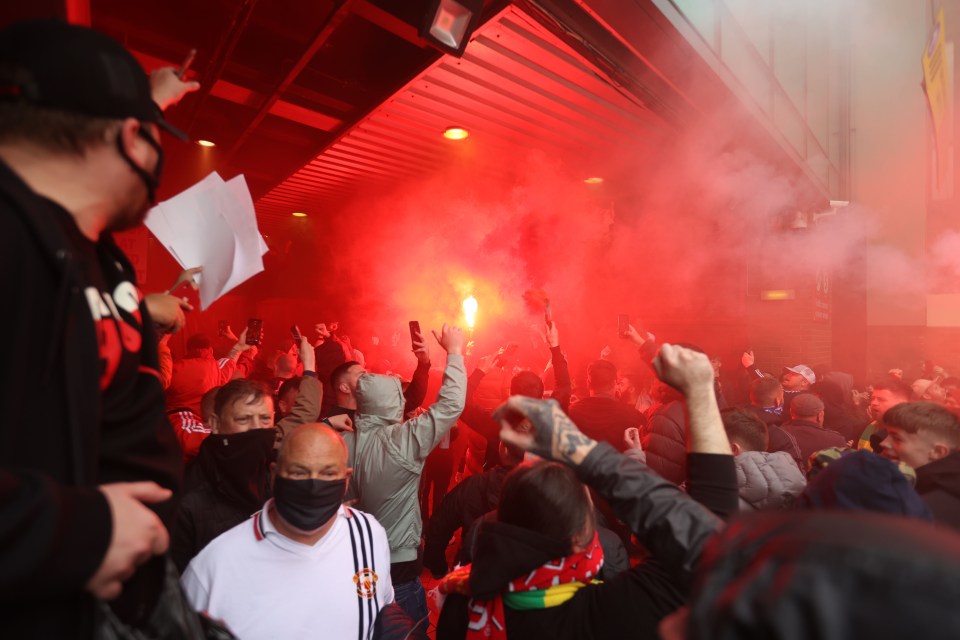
[355,373,405,424]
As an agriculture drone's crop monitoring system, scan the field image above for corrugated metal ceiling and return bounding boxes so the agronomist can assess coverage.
[255,5,670,224]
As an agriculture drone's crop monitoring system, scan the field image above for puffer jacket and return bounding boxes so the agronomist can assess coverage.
[643,400,687,484]
[346,355,466,563]
[735,451,806,511]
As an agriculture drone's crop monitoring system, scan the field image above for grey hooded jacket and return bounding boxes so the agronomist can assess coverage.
[735,450,807,511]
[345,354,466,563]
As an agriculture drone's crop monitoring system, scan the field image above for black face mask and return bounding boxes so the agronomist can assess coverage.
[199,428,277,511]
[115,126,164,204]
[273,475,347,532]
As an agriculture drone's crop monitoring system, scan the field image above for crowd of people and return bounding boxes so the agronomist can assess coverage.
[4,17,960,640]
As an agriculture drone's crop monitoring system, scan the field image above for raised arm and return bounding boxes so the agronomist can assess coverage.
[275,337,322,440]
[403,328,431,414]
[546,319,572,412]
[623,323,658,364]
[653,344,737,517]
[388,324,467,462]
[495,394,721,583]
[652,344,730,455]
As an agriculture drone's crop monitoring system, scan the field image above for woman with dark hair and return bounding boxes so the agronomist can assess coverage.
[436,344,737,639]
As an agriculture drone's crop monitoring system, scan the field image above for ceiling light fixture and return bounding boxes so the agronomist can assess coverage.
[420,0,483,57]
[584,177,604,184]
[196,139,216,147]
[292,212,308,218]
[443,126,469,140]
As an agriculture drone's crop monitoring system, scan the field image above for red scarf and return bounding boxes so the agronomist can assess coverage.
[440,531,603,640]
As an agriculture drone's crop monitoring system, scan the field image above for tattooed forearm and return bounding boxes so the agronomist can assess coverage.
[550,404,597,464]
[496,396,597,465]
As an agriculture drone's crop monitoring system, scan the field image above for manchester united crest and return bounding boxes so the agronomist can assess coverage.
[353,568,378,599]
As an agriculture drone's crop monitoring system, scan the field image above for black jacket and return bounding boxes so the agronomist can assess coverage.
[777,419,847,471]
[172,428,277,572]
[423,465,513,577]
[436,445,732,639]
[567,395,646,452]
[460,346,571,469]
[916,451,960,531]
[642,400,687,484]
[0,160,181,636]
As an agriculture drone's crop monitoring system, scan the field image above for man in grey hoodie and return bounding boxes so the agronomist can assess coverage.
[345,323,467,626]
[722,408,806,511]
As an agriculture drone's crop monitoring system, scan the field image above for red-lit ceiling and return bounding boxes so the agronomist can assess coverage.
[4,0,824,241]
[255,5,671,224]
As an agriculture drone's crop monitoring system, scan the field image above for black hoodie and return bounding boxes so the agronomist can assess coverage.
[916,450,960,531]
[436,446,733,639]
[0,159,182,636]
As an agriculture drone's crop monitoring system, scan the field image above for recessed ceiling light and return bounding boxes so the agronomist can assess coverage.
[196,139,216,147]
[584,177,604,184]
[443,126,469,141]
[292,212,308,218]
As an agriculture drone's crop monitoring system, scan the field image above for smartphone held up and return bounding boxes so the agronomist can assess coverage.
[409,321,421,348]
[246,318,263,346]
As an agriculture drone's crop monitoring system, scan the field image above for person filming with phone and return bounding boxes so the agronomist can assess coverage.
[342,323,467,626]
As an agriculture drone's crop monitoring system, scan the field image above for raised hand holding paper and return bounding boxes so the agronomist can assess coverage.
[145,172,268,310]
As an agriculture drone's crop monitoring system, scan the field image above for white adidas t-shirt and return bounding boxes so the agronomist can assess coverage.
[182,500,394,640]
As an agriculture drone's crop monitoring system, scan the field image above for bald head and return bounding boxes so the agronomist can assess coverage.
[791,393,825,425]
[276,423,349,481]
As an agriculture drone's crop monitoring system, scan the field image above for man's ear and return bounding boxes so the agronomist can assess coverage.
[118,118,151,168]
[278,399,289,415]
[731,442,742,456]
[931,442,952,462]
[208,413,220,434]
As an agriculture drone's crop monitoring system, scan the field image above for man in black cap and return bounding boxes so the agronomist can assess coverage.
[0,18,199,637]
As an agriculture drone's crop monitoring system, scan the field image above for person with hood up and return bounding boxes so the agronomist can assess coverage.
[816,371,863,443]
[721,408,806,511]
[345,323,467,626]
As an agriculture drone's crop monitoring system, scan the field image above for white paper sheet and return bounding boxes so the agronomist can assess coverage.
[145,172,268,310]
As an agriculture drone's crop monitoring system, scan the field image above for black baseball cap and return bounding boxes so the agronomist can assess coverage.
[0,19,188,140]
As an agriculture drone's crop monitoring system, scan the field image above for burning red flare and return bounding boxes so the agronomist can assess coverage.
[462,295,478,329]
